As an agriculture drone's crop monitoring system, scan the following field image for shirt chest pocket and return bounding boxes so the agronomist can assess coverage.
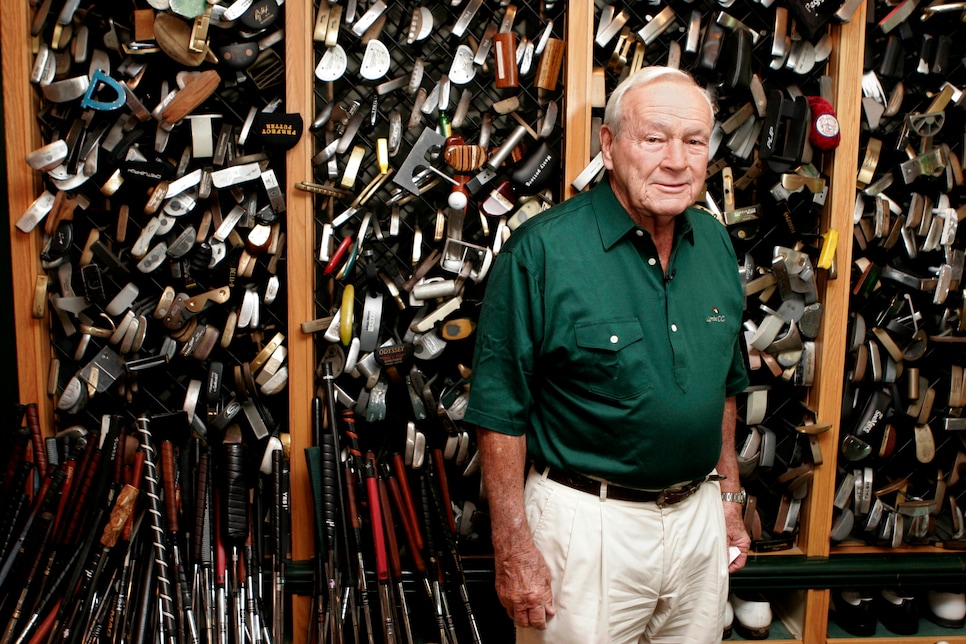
[572,319,652,401]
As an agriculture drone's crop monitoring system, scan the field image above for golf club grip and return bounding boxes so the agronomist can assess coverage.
[161,441,179,533]
[223,442,248,542]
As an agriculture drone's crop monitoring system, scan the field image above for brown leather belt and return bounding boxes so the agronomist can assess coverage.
[535,464,710,506]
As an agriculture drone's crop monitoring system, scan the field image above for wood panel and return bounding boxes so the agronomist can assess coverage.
[2,1,53,436]
[285,0,317,636]
[563,1,594,200]
[803,4,868,643]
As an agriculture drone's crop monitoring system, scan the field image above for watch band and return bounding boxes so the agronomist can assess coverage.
[722,490,747,504]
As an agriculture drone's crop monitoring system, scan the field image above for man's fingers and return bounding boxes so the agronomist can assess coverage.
[512,603,552,630]
[728,551,748,573]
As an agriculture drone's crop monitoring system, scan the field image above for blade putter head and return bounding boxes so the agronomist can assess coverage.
[392,127,446,196]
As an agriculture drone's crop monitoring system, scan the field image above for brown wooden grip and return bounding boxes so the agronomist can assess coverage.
[101,484,138,548]
[493,32,519,89]
[25,402,46,478]
[160,69,221,126]
[161,441,179,533]
[536,37,565,91]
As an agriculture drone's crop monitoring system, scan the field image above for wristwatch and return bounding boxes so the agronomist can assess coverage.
[721,490,747,505]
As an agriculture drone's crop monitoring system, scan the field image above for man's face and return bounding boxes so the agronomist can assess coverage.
[600,80,712,224]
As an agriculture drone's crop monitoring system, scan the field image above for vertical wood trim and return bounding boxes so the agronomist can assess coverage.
[563,1,594,200]
[2,2,52,436]
[285,0,316,636]
[802,6,866,643]
[806,5,866,561]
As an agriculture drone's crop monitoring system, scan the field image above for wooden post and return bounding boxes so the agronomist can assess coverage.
[563,1,594,200]
[802,4,867,642]
[1,1,53,436]
[285,0,317,637]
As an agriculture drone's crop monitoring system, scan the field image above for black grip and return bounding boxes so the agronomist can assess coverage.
[65,453,103,544]
[319,431,339,557]
[223,442,249,542]
[419,473,439,577]
[37,467,67,518]
[273,448,285,563]
[55,436,95,545]
[0,461,32,559]
[193,450,211,563]
[0,429,30,501]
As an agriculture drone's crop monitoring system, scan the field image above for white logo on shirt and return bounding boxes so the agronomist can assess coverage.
[706,307,726,324]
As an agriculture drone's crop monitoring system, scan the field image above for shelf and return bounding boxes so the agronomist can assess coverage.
[833,545,966,556]
[828,639,966,644]
[827,620,966,643]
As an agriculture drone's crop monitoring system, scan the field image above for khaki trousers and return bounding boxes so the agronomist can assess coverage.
[516,467,728,644]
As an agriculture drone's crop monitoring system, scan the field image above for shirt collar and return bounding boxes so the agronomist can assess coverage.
[591,176,696,251]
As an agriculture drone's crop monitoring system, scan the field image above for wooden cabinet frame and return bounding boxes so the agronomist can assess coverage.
[4,2,963,641]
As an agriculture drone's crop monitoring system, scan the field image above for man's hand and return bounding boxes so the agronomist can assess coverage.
[723,501,751,573]
[476,427,556,629]
[715,397,750,572]
[495,535,556,628]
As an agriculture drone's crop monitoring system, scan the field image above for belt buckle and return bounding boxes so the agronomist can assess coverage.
[659,481,702,506]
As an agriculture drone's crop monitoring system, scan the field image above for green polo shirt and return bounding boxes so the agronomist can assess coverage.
[464,178,749,490]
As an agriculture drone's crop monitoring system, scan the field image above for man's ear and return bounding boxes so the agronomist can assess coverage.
[600,124,614,170]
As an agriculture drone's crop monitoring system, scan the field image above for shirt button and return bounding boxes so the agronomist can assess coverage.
[610,335,619,344]
[648,258,656,266]
[636,230,644,237]
[671,324,678,332]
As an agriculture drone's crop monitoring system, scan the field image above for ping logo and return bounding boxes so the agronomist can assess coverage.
[706,307,727,323]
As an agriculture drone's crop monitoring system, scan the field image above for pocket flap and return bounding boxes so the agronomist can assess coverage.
[574,319,643,352]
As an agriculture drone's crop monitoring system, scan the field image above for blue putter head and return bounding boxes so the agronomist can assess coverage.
[80,68,126,111]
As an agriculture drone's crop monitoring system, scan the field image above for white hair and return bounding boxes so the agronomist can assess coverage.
[603,67,715,139]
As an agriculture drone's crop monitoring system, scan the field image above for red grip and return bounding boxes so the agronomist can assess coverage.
[62,452,101,544]
[123,450,146,541]
[161,441,179,533]
[365,454,388,581]
[432,449,457,535]
[344,466,362,530]
[378,477,403,578]
[25,403,46,478]
[387,474,425,573]
[52,459,76,537]
[215,489,227,584]
[392,453,423,551]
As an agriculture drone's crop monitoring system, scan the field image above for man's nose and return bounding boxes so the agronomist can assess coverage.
[663,140,687,168]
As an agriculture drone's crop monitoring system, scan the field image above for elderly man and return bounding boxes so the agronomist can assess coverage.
[463,67,751,643]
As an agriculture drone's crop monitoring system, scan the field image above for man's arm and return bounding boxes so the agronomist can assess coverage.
[476,426,556,629]
[716,396,751,572]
